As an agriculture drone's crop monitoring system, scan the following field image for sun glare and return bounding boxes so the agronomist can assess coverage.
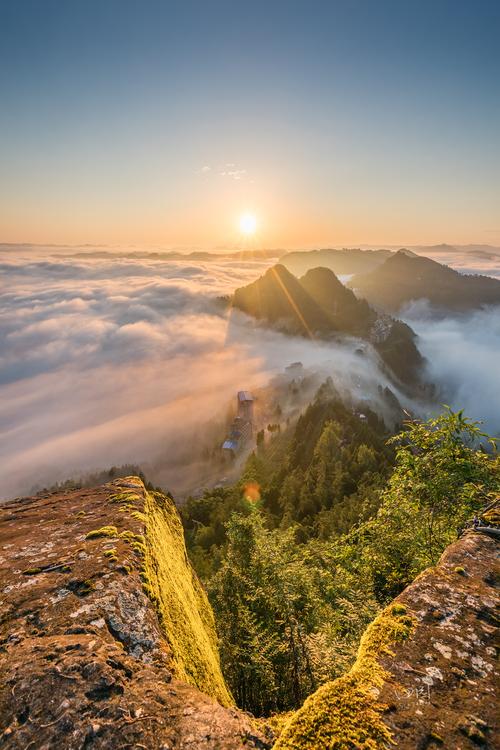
[239,212,257,235]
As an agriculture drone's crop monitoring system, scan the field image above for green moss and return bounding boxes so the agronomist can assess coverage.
[130,510,147,523]
[482,505,500,526]
[109,491,141,504]
[93,476,232,706]
[131,541,146,557]
[119,530,137,542]
[391,603,407,615]
[141,484,233,707]
[76,510,86,517]
[68,578,95,596]
[274,605,415,750]
[85,525,119,539]
[103,549,119,563]
[460,724,487,744]
[454,566,467,576]
[22,567,42,575]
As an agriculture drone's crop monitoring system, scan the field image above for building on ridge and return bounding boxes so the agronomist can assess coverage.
[222,392,254,458]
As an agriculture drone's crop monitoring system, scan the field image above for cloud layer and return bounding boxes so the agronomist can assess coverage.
[402,303,500,436]
[1,247,498,499]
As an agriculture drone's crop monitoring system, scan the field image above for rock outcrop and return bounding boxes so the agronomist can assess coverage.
[1,476,498,749]
[275,526,499,749]
[0,478,269,749]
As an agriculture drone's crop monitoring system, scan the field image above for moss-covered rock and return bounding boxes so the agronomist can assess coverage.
[142,487,233,706]
[274,521,499,750]
[85,525,119,539]
[274,605,414,750]
[0,476,264,749]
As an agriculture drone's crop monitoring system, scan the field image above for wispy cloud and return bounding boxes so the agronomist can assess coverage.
[219,168,247,180]
[197,162,248,180]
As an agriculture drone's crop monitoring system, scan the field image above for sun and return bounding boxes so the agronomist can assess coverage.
[239,212,257,235]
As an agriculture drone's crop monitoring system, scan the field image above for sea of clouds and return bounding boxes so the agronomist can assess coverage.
[0,246,498,499]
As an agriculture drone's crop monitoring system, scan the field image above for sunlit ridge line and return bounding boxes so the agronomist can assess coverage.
[271,266,315,340]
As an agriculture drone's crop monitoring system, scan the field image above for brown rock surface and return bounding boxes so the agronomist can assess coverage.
[0,481,269,749]
[380,530,499,748]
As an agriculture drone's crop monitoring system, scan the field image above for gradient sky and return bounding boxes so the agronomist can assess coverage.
[1,0,499,248]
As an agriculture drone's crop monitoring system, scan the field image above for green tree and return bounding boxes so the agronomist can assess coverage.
[209,506,378,715]
[359,408,499,599]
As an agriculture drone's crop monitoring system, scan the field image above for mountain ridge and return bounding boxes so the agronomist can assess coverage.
[350,251,500,313]
[232,264,424,385]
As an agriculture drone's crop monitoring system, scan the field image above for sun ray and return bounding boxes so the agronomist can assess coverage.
[270,266,316,340]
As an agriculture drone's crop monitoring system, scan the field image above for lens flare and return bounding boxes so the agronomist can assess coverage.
[243,481,261,503]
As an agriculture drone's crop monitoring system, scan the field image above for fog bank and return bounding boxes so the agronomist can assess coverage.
[1,247,498,499]
[402,302,500,436]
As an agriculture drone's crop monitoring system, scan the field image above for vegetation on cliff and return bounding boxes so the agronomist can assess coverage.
[0,478,266,749]
[350,407,499,599]
[140,483,233,706]
[182,404,499,718]
[274,604,414,750]
[209,508,378,714]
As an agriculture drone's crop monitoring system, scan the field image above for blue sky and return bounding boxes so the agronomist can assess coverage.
[1,0,499,247]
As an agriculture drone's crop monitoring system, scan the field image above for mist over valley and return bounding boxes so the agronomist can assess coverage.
[1,245,498,499]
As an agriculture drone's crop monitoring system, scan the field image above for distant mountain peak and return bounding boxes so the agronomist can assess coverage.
[351,252,500,313]
[232,265,425,386]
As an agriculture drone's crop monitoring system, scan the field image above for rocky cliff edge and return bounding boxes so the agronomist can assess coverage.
[0,477,269,749]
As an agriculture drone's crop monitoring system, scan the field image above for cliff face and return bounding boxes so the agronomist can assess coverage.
[1,477,498,750]
[0,478,268,749]
[275,527,499,749]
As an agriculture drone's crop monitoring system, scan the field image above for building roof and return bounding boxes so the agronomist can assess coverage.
[222,440,239,451]
[238,390,254,402]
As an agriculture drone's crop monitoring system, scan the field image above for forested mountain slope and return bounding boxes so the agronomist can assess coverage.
[0,411,498,749]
